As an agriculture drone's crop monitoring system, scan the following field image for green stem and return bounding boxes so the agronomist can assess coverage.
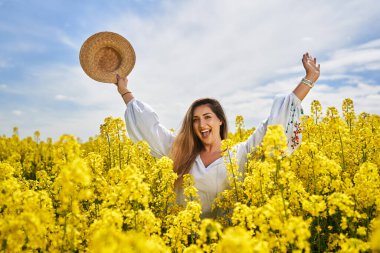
[106,133,112,170]
[60,214,67,253]
[227,150,240,202]
[116,124,122,170]
[277,160,288,220]
[318,124,324,147]
[337,129,346,170]
[317,216,321,253]
[259,165,264,206]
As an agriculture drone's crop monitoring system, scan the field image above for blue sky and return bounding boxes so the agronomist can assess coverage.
[1,0,380,140]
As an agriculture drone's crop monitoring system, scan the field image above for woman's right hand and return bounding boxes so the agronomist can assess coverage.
[115,74,129,95]
[115,74,134,104]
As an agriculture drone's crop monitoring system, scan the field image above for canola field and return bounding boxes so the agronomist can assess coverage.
[1,98,379,252]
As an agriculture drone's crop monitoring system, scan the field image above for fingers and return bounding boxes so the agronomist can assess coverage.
[114,74,128,84]
[304,52,314,61]
[114,74,120,85]
[302,53,313,63]
[302,52,319,66]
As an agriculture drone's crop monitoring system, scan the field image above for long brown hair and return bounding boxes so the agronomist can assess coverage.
[170,98,228,185]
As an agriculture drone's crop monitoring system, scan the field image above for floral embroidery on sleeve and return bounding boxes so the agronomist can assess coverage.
[285,102,303,150]
[290,122,302,149]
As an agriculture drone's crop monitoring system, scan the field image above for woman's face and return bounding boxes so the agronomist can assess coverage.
[192,104,222,147]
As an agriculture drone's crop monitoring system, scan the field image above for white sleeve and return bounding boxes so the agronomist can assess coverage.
[235,92,303,170]
[124,98,175,158]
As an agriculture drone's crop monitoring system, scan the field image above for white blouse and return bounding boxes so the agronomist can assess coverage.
[124,92,303,218]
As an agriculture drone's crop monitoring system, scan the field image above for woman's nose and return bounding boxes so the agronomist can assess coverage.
[199,119,206,127]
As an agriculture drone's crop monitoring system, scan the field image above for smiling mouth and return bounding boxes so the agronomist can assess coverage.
[201,130,211,138]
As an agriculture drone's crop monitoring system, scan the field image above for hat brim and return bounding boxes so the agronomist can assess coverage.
[79,32,136,83]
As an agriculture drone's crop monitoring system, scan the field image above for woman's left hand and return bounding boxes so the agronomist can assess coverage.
[302,52,320,83]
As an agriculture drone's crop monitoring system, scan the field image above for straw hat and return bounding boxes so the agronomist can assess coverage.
[79,31,136,83]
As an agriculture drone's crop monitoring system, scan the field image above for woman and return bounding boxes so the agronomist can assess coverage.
[115,52,320,218]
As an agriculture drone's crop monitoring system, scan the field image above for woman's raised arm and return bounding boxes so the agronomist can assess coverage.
[115,75,175,158]
[234,52,321,172]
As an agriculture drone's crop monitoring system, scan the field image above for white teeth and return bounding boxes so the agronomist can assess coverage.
[201,130,211,137]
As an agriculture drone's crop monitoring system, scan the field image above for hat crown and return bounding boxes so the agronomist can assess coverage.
[95,47,121,72]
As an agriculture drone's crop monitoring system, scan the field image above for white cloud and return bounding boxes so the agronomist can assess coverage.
[302,37,314,42]
[55,94,74,101]
[12,110,22,116]
[358,38,380,49]
[28,64,120,108]
[353,63,380,72]
[323,49,380,74]
[57,33,78,50]
[0,84,7,89]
